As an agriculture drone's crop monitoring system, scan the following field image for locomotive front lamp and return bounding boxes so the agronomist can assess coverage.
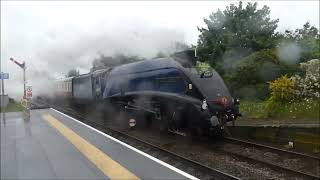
[233,98,240,105]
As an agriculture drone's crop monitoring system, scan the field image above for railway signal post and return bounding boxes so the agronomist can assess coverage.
[9,57,30,119]
[10,57,26,98]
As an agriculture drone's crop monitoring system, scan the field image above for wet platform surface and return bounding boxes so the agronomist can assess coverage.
[1,109,196,179]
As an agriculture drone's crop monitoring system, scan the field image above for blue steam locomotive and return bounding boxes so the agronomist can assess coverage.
[53,52,240,137]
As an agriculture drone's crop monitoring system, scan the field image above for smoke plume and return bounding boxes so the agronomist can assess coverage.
[5,22,188,99]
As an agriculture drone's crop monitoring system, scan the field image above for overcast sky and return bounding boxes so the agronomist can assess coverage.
[1,1,319,99]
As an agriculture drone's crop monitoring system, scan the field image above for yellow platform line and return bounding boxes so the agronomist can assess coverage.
[43,114,140,180]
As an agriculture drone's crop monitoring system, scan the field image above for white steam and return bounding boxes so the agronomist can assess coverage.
[277,42,301,64]
[6,23,187,100]
[34,23,186,76]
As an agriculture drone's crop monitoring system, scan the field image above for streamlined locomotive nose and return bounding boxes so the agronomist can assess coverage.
[205,96,241,123]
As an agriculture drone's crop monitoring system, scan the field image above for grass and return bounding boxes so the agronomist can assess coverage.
[1,101,23,112]
[240,100,268,118]
[240,99,320,120]
[275,99,319,119]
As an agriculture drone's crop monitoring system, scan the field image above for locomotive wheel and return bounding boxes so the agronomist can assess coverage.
[116,110,135,130]
[102,102,116,127]
[159,113,169,133]
[185,104,204,139]
[190,127,203,138]
[209,126,224,140]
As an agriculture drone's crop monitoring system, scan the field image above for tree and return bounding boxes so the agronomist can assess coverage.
[90,53,144,72]
[197,1,279,66]
[154,51,167,58]
[282,22,320,62]
[66,69,80,77]
[225,49,301,99]
[283,22,319,40]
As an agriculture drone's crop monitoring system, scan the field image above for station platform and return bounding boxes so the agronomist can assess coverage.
[1,109,197,180]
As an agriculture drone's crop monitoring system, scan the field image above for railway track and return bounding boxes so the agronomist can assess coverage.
[225,137,320,160]
[221,137,320,179]
[31,99,320,179]
[31,99,239,180]
[214,137,320,179]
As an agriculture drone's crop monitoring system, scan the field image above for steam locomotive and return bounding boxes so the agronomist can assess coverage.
[52,51,241,137]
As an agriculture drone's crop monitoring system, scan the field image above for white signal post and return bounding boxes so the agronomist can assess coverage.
[9,57,30,120]
[9,58,27,98]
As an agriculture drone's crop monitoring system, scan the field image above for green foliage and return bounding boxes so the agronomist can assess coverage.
[1,100,23,112]
[293,59,320,99]
[265,97,282,117]
[266,75,296,116]
[193,2,320,120]
[197,1,279,64]
[265,60,320,117]
[195,2,319,101]
[232,49,279,82]
[282,22,320,62]
[241,100,319,119]
[268,75,296,102]
[195,61,212,73]
[66,69,80,77]
[240,100,268,118]
[224,49,300,100]
[275,99,319,119]
[155,51,167,58]
[91,53,145,72]
[232,84,269,101]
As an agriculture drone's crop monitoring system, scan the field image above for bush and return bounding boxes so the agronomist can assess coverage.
[268,75,296,103]
[233,84,269,100]
[293,59,320,99]
[266,75,296,116]
[225,49,300,100]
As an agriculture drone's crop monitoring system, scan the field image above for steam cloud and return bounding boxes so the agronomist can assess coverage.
[5,22,188,99]
[277,41,301,65]
[35,24,186,75]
